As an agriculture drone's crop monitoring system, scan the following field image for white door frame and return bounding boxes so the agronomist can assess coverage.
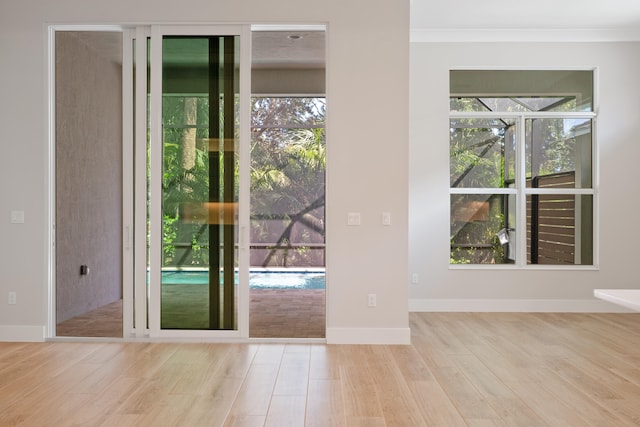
[146,25,251,339]
[46,25,130,339]
[47,23,326,341]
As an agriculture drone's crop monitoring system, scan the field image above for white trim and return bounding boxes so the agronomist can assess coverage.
[516,108,526,267]
[45,25,57,338]
[449,111,596,119]
[326,328,411,345]
[151,329,244,340]
[122,29,135,339]
[147,25,247,339]
[449,264,599,271]
[47,25,129,338]
[0,326,46,342]
[450,83,598,268]
[449,188,516,195]
[46,336,327,344]
[411,28,640,43]
[591,68,600,267]
[251,24,326,32]
[409,298,632,313]
[45,24,125,32]
[148,25,163,336]
[238,25,252,338]
[133,26,150,337]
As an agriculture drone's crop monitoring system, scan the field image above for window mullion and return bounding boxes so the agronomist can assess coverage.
[517,114,527,268]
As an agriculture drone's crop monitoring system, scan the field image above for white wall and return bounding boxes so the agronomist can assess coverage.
[0,0,410,342]
[410,41,640,312]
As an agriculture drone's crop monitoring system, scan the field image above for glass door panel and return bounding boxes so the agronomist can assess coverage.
[162,35,238,330]
[148,26,247,335]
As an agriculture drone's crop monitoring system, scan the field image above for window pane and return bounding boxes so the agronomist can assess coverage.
[450,118,516,188]
[526,118,592,188]
[250,97,326,268]
[526,194,593,265]
[451,96,579,113]
[161,35,240,330]
[450,70,593,112]
[450,194,515,264]
[449,97,491,112]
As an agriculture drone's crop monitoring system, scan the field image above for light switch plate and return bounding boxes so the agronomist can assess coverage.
[347,212,361,226]
[11,211,24,224]
[382,212,391,226]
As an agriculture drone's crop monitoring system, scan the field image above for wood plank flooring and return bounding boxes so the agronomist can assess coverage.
[3,312,640,426]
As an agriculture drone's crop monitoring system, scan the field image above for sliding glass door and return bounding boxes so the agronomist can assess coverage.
[50,24,326,340]
[146,26,250,337]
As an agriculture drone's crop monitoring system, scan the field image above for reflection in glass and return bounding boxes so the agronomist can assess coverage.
[160,35,239,330]
[450,70,594,112]
[450,194,514,264]
[250,97,326,268]
[525,118,592,188]
[450,118,516,188]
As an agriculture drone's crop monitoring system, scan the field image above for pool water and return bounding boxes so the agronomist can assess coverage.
[161,270,325,290]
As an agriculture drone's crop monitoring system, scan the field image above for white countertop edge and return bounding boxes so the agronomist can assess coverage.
[594,289,640,312]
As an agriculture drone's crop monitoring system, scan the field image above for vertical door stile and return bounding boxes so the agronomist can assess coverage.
[134,26,150,336]
[122,28,134,337]
[148,25,163,336]
[145,25,246,338]
[237,25,251,338]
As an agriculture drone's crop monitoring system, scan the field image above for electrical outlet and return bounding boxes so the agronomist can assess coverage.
[411,273,419,284]
[10,211,24,224]
[8,292,16,305]
[368,293,376,307]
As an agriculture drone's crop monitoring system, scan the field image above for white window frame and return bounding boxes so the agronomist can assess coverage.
[449,69,599,270]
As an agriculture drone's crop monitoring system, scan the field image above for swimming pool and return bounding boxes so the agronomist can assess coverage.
[161,269,326,289]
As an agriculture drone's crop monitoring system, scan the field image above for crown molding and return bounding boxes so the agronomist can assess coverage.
[411,28,640,43]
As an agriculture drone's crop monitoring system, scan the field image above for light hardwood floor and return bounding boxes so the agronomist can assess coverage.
[2,312,640,426]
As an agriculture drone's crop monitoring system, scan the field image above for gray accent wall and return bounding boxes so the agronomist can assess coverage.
[55,32,123,323]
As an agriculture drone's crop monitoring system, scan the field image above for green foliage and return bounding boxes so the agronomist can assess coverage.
[163,215,178,262]
[449,96,587,264]
[250,97,326,267]
[159,95,326,268]
[450,118,507,189]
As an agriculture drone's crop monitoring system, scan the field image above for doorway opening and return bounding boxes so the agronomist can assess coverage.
[249,29,326,338]
[50,25,326,339]
[54,30,124,338]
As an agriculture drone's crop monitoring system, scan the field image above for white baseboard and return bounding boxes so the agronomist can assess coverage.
[409,298,634,313]
[0,325,46,342]
[326,327,411,345]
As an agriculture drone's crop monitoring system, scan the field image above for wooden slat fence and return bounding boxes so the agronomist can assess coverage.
[527,172,576,264]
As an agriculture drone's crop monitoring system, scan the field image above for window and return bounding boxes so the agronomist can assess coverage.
[449,70,596,266]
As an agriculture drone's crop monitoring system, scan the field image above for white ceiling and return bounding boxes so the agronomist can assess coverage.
[411,0,640,31]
